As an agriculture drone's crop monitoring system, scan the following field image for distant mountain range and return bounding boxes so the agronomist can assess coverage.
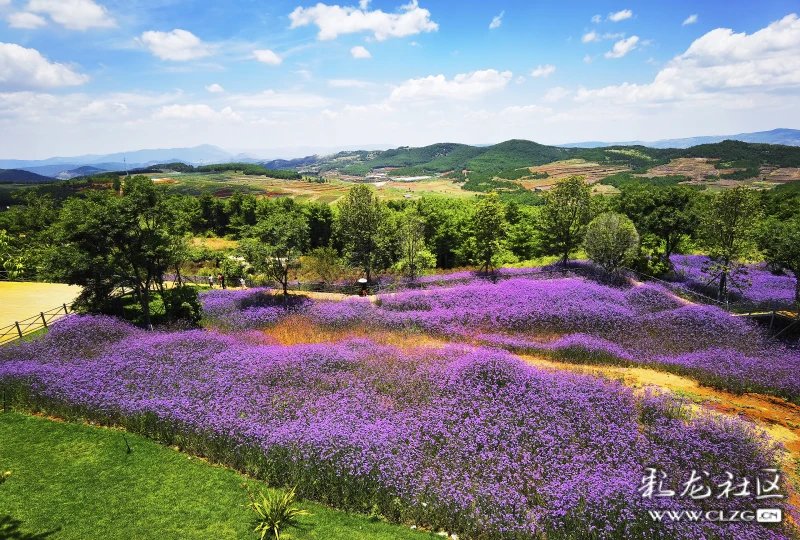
[1,129,798,181]
[0,145,236,179]
[559,128,800,149]
[0,144,395,179]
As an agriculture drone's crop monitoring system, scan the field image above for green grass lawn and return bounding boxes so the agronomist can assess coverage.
[0,413,435,540]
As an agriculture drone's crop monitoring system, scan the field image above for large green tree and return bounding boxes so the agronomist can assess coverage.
[539,176,592,267]
[0,229,25,279]
[471,192,507,274]
[614,185,699,270]
[699,186,761,301]
[242,211,309,301]
[336,184,386,282]
[45,176,189,328]
[394,208,436,280]
[584,212,640,273]
[758,216,800,303]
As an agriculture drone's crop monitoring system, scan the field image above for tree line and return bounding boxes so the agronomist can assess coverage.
[1,175,799,327]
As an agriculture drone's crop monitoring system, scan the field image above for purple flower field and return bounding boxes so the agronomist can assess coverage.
[309,278,800,402]
[200,287,310,331]
[671,255,797,306]
[0,315,795,539]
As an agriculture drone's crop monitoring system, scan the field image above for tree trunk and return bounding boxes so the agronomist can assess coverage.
[282,267,289,305]
[562,251,569,269]
[157,280,169,320]
[718,271,728,302]
[142,286,153,330]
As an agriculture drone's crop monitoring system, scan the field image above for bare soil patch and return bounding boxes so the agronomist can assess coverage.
[523,159,629,190]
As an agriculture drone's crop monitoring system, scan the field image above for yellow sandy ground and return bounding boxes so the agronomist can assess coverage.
[0,282,81,330]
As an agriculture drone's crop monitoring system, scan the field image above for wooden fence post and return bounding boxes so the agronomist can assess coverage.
[15,322,22,338]
[63,303,69,315]
[40,312,47,328]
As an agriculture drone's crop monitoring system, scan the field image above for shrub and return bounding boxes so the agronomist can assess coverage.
[162,286,203,325]
[584,212,640,273]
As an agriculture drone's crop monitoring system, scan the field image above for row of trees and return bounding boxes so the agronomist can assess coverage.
[1,174,798,326]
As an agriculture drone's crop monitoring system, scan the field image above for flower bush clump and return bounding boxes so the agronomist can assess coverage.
[309,277,800,402]
[0,316,794,539]
[671,255,796,305]
[200,288,309,331]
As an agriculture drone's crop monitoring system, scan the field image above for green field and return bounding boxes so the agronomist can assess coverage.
[0,412,435,539]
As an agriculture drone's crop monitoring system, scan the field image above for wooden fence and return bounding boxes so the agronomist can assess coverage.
[0,302,73,345]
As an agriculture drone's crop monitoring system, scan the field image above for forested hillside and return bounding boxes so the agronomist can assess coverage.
[320,139,800,177]
[0,169,57,184]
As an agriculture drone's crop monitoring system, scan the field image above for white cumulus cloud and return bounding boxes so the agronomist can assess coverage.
[329,78,372,87]
[7,12,48,29]
[577,14,800,105]
[350,45,371,58]
[26,0,116,31]
[205,83,225,93]
[683,14,698,26]
[389,69,512,101]
[591,14,602,23]
[605,36,639,58]
[140,29,211,61]
[608,9,632,22]
[229,90,330,109]
[0,42,90,90]
[583,31,625,43]
[542,86,570,102]
[253,49,282,65]
[289,0,438,41]
[154,104,241,121]
[489,11,504,29]
[500,104,552,116]
[531,64,556,77]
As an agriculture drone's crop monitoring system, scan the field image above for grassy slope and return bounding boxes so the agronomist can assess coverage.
[0,413,434,540]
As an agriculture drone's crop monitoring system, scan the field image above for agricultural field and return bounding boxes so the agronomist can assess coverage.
[635,158,800,190]
[524,159,629,190]
[638,157,732,182]
[3,270,800,539]
[134,171,476,203]
[766,168,800,183]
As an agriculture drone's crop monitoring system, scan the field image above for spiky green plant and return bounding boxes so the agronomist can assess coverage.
[245,485,310,540]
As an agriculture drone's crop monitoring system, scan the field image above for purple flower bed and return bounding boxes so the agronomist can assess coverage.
[200,287,307,331]
[0,315,793,539]
[671,255,797,306]
[309,278,800,402]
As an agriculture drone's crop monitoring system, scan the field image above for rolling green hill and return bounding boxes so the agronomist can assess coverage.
[0,169,56,184]
[322,139,800,177]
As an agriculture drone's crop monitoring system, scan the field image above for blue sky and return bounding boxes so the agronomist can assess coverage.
[1,0,799,158]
